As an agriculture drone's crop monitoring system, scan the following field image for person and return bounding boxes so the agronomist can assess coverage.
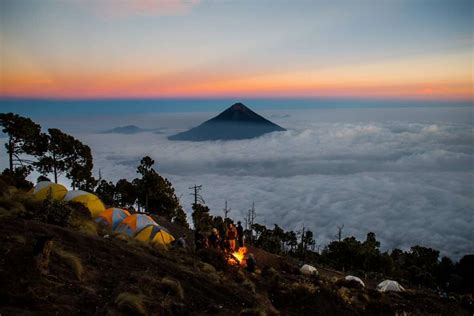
[236,221,244,247]
[194,229,206,251]
[227,223,238,252]
[246,253,256,273]
[176,234,187,249]
[208,228,220,249]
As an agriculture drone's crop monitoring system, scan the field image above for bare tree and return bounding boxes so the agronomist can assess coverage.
[246,202,257,244]
[223,200,231,219]
[189,184,205,205]
[336,224,345,242]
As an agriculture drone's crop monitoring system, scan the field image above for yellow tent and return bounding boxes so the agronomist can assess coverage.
[135,224,175,246]
[63,190,105,217]
[32,181,68,200]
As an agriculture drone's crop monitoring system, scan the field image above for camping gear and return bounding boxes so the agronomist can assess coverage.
[345,275,366,287]
[32,181,68,200]
[135,224,175,246]
[377,280,405,292]
[300,264,319,276]
[63,190,105,217]
[114,213,157,237]
[95,208,131,230]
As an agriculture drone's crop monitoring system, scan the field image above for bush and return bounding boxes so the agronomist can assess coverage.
[37,199,73,226]
[242,279,256,294]
[197,248,228,271]
[115,292,147,315]
[198,262,217,273]
[161,277,184,300]
[261,266,283,288]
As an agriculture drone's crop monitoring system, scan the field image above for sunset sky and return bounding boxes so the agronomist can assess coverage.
[0,0,472,100]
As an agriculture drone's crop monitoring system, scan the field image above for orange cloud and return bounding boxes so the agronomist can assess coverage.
[1,50,472,101]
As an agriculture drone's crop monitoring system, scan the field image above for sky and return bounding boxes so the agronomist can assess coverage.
[0,0,473,100]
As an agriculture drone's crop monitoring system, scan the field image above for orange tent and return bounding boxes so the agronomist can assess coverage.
[95,208,130,230]
[114,213,157,237]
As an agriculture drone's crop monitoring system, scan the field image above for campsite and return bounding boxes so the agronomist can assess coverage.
[0,173,472,315]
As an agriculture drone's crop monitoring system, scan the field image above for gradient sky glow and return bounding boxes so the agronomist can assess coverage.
[0,0,472,100]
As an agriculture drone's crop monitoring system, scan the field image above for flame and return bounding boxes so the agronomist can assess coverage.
[227,247,248,266]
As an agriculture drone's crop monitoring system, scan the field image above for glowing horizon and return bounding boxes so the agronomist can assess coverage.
[1,0,472,102]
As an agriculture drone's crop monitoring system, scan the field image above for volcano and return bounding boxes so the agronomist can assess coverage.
[168,103,286,141]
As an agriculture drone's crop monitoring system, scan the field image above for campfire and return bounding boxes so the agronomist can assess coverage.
[227,247,248,266]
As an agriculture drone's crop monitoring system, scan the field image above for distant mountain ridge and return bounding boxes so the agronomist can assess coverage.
[168,103,286,141]
[102,125,164,135]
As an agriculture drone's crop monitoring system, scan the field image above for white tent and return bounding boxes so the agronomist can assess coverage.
[345,275,365,287]
[377,280,405,292]
[300,264,319,276]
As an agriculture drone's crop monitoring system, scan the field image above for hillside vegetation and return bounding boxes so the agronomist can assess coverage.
[0,180,472,315]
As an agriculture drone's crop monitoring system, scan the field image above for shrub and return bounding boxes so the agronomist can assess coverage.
[115,292,147,315]
[261,266,282,288]
[37,199,73,226]
[242,279,256,294]
[0,197,25,219]
[285,281,318,302]
[197,248,228,271]
[161,277,184,300]
[198,262,217,273]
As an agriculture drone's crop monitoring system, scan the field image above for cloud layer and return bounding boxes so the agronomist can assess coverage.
[71,106,473,259]
[2,106,472,259]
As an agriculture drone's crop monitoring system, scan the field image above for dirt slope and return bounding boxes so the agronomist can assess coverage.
[0,218,470,316]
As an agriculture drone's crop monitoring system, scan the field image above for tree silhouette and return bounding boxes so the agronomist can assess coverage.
[95,180,116,206]
[115,178,137,209]
[0,112,46,173]
[134,156,187,227]
[34,128,95,188]
[192,203,213,232]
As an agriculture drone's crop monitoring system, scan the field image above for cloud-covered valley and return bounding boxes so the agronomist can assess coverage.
[2,106,473,259]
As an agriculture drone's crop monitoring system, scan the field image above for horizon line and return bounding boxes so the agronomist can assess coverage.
[1,95,472,103]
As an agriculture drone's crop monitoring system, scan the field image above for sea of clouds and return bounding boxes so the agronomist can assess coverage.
[1,106,473,259]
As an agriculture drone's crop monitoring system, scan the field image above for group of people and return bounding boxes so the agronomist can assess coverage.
[195,221,245,253]
[177,221,257,272]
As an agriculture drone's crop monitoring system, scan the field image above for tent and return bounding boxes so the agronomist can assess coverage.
[135,224,175,246]
[32,181,68,200]
[95,208,131,230]
[114,213,157,237]
[300,264,319,276]
[63,190,105,218]
[377,280,405,292]
[345,275,366,287]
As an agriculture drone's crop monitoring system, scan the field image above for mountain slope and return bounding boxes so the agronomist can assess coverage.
[168,103,286,141]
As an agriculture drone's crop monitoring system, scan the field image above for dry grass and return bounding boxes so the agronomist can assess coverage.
[198,262,217,273]
[242,279,256,294]
[161,277,184,300]
[70,218,98,236]
[290,281,318,296]
[239,307,267,316]
[0,196,26,219]
[151,242,169,252]
[52,246,84,281]
[12,234,27,244]
[115,292,147,316]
